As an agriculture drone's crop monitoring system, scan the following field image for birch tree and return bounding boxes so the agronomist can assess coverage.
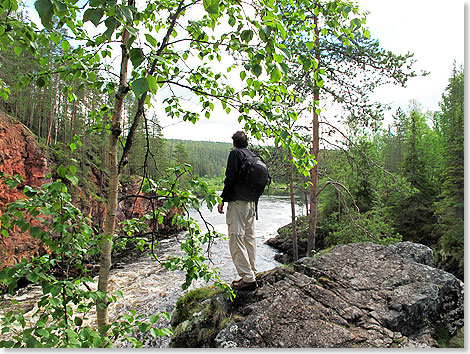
[24,0,317,329]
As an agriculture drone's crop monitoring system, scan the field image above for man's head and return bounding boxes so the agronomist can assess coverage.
[232,131,248,148]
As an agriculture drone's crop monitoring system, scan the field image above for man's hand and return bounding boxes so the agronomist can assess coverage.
[217,202,224,214]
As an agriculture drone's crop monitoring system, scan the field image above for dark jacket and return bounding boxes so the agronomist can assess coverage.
[220,148,252,202]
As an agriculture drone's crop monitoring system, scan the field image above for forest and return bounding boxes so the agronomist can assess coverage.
[0,0,464,348]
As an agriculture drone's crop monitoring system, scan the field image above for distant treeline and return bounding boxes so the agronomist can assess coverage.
[165,139,231,178]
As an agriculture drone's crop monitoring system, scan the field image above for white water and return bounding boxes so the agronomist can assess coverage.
[188,194,304,282]
[0,195,303,347]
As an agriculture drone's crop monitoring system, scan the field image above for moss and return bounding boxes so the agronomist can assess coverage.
[172,286,219,325]
[318,276,334,283]
[314,246,335,258]
[434,323,452,348]
[448,327,464,348]
[170,286,234,348]
[281,264,294,271]
[315,276,335,288]
[390,336,406,348]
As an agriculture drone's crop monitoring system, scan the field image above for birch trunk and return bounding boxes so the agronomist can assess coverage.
[96,27,131,329]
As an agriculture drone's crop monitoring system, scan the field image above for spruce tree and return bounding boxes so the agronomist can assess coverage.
[390,107,438,246]
[434,66,464,278]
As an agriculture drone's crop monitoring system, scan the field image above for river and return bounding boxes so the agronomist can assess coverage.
[1,195,303,348]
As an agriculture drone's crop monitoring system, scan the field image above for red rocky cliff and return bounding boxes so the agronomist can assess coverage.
[0,113,182,270]
[0,113,49,268]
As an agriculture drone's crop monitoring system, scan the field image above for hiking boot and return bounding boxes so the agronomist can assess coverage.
[232,279,257,291]
[232,278,243,286]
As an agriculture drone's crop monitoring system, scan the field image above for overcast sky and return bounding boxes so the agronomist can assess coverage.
[157,0,465,143]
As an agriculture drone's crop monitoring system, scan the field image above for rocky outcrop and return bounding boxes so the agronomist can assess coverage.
[0,113,50,268]
[170,242,464,348]
[266,216,310,263]
[118,178,182,235]
[0,113,182,270]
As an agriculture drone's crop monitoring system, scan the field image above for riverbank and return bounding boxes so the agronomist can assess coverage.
[0,195,293,348]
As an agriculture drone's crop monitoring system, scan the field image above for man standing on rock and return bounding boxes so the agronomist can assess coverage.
[217,131,258,291]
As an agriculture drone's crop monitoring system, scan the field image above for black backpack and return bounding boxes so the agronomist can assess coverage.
[234,149,270,218]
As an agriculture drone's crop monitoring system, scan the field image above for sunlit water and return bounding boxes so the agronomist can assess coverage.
[0,195,303,347]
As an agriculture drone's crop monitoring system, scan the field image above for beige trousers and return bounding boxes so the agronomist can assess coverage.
[226,200,256,282]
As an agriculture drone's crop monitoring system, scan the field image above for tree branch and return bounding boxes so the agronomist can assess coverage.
[316,180,359,212]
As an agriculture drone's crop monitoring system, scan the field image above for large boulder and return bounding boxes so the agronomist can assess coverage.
[170,242,464,348]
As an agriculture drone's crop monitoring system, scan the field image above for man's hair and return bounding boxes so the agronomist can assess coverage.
[232,131,248,148]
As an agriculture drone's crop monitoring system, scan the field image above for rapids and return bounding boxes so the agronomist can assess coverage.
[1,195,303,347]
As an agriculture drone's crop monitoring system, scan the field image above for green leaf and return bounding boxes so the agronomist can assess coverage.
[74,317,83,326]
[276,22,287,40]
[149,314,160,323]
[66,175,78,186]
[147,75,157,94]
[145,33,157,47]
[35,0,53,30]
[352,18,362,29]
[270,67,282,83]
[252,64,262,77]
[30,226,42,238]
[83,8,104,26]
[50,285,61,297]
[51,0,68,16]
[68,165,77,176]
[302,58,312,72]
[103,17,118,40]
[13,46,22,56]
[240,71,246,81]
[131,77,149,98]
[241,29,253,43]
[49,297,60,306]
[120,6,133,22]
[36,76,46,88]
[129,48,145,68]
[203,0,219,16]
[57,164,67,178]
[60,40,70,52]
[279,47,291,60]
[26,272,39,283]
